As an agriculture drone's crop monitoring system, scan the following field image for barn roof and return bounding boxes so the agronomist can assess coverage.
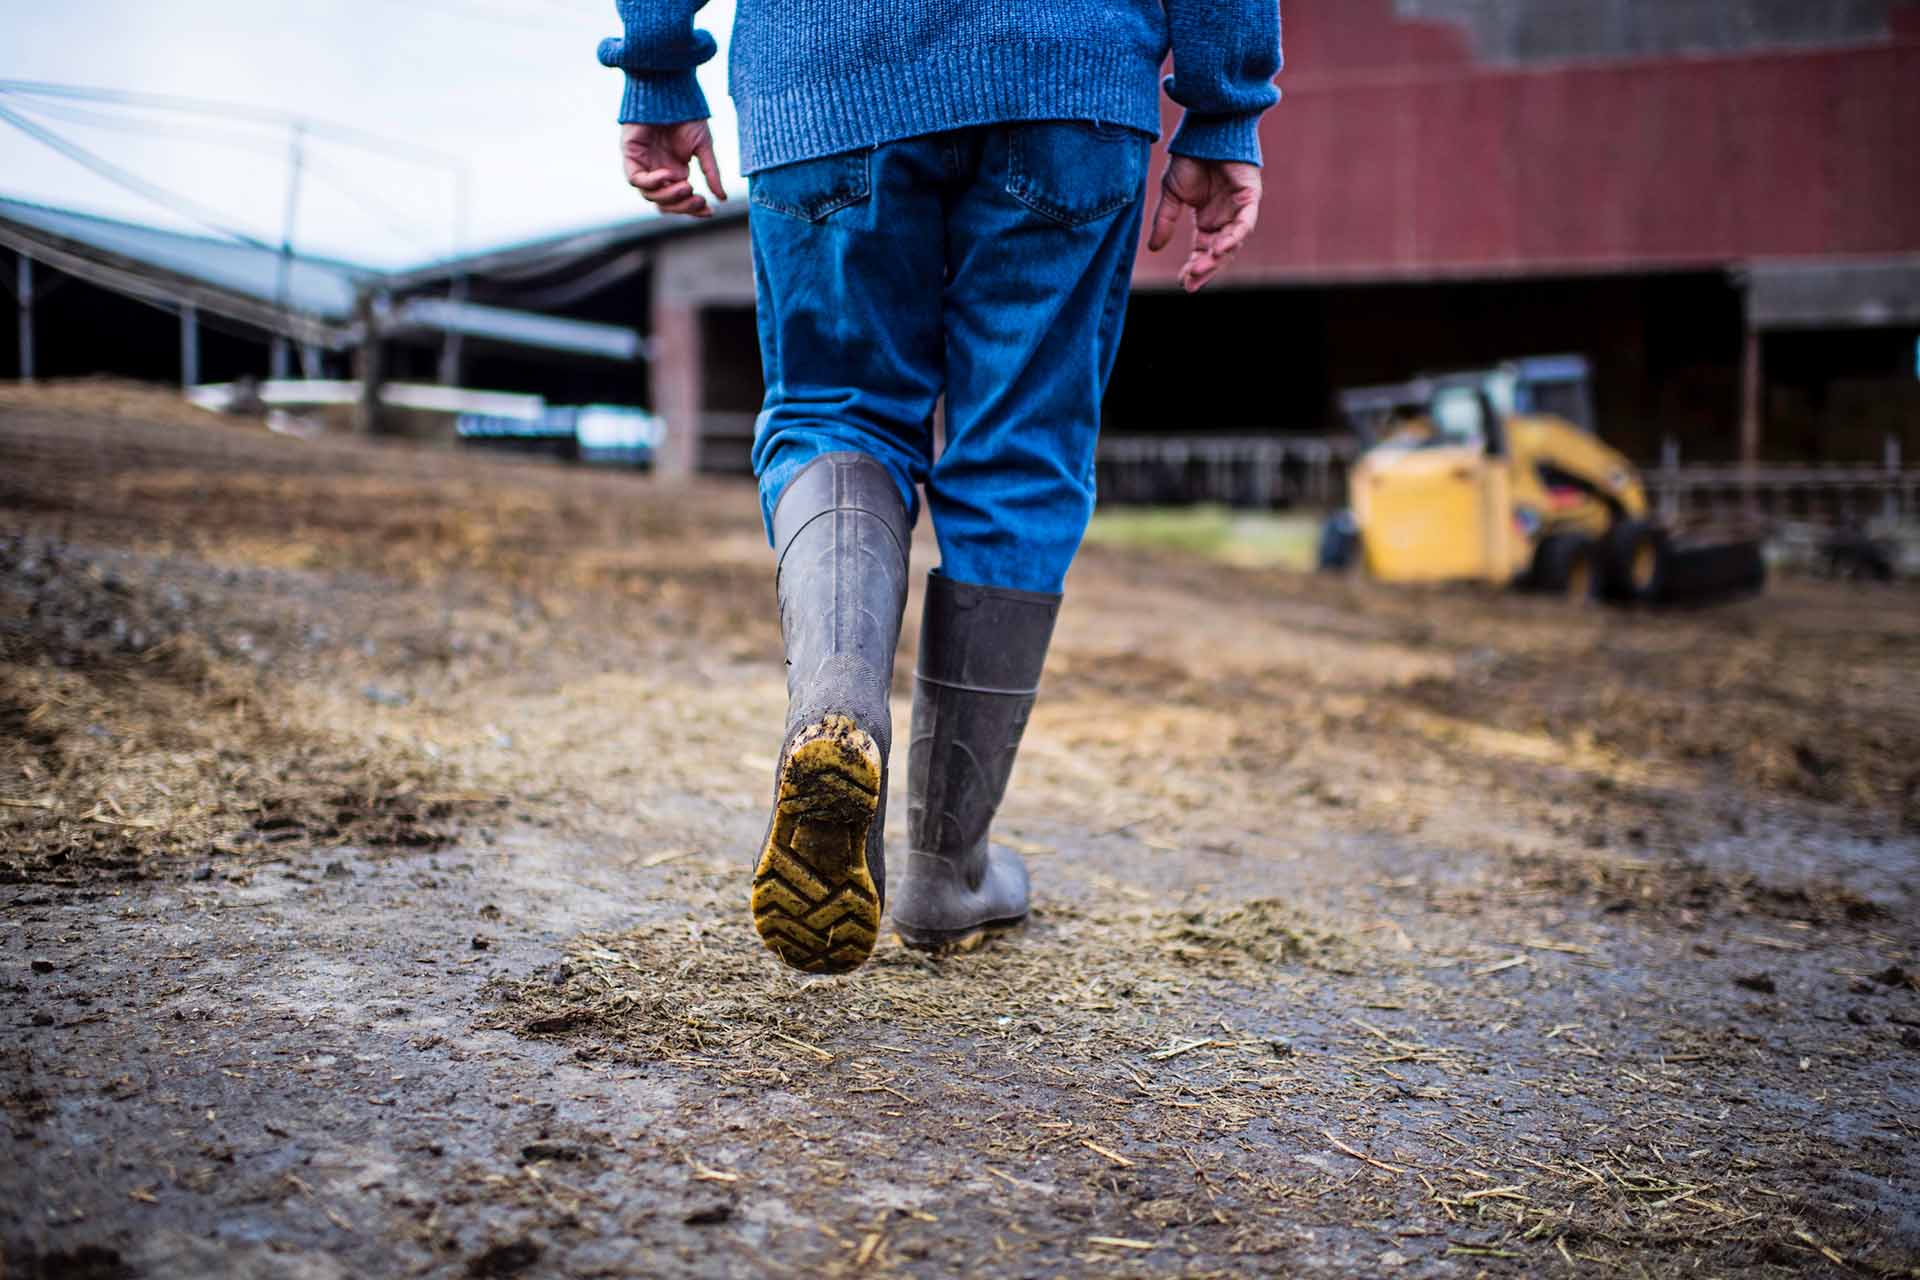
[0,193,645,359]
[0,195,367,325]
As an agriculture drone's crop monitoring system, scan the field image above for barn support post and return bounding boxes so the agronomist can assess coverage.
[180,302,200,388]
[1888,435,1903,523]
[353,291,386,435]
[649,300,702,476]
[437,274,468,388]
[16,252,34,382]
[1739,323,1762,515]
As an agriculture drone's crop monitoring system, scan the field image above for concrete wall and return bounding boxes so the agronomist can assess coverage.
[649,221,753,476]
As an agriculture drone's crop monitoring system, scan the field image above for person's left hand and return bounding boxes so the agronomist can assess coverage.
[1147,155,1262,293]
[621,120,727,218]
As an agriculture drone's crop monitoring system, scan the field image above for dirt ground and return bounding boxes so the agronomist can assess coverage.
[3,381,1919,1279]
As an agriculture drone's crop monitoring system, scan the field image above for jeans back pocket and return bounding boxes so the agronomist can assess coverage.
[1005,122,1150,228]
[749,149,872,222]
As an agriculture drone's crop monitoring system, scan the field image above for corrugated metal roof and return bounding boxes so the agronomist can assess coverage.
[0,194,368,320]
[389,297,641,360]
[387,202,746,291]
[1748,257,1920,330]
[0,194,644,359]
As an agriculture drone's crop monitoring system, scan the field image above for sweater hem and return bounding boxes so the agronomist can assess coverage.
[734,39,1164,174]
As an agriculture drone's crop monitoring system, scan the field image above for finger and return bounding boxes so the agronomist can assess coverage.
[694,139,728,202]
[1146,183,1185,253]
[635,166,688,190]
[1209,213,1255,262]
[658,194,710,217]
[1189,235,1242,291]
[1182,244,1224,293]
[641,179,696,204]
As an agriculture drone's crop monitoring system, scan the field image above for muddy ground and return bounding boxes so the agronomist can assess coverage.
[2,381,1918,1279]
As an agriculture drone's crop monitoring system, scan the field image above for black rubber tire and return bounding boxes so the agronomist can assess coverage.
[1599,519,1669,603]
[1317,509,1360,572]
[1653,539,1767,605]
[1528,533,1600,600]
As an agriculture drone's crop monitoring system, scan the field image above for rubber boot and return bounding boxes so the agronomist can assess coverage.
[893,573,1060,949]
[749,453,910,975]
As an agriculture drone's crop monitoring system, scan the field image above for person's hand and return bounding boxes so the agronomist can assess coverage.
[1146,156,1262,293]
[620,121,727,218]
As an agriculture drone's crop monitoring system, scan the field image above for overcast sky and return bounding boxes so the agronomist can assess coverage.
[1,0,741,267]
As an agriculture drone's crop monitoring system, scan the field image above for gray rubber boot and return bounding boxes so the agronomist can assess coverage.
[749,452,910,975]
[893,573,1061,949]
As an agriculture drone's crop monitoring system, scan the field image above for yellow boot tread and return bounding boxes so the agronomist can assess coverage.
[752,715,883,975]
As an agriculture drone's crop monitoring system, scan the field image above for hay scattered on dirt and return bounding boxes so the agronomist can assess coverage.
[487,879,1361,1064]
[485,870,1913,1275]
[0,534,485,884]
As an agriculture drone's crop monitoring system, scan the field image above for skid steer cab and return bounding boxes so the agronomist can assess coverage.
[1317,356,1764,604]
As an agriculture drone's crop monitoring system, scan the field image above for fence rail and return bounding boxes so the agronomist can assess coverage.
[1095,435,1357,508]
[1649,463,1918,525]
[700,420,1917,527]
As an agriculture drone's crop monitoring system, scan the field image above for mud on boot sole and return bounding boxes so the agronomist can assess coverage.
[752,716,883,974]
[892,914,1027,953]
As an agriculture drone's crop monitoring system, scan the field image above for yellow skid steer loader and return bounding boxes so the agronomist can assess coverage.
[1317,356,1764,604]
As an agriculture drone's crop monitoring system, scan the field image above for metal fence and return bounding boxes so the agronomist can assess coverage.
[1094,435,1357,508]
[697,419,1919,529]
[1647,466,1918,525]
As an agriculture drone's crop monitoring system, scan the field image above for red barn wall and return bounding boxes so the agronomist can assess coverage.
[1134,0,1920,288]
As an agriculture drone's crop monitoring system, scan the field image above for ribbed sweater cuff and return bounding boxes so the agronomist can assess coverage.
[617,71,710,126]
[1169,111,1265,167]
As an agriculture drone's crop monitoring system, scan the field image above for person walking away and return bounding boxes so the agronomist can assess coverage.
[600,0,1282,973]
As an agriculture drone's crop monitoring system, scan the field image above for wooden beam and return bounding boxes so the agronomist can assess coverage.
[180,302,199,388]
[353,292,385,435]
[1739,324,1762,513]
[16,251,32,381]
[0,223,351,350]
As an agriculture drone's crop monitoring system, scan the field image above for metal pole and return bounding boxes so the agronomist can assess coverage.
[16,251,33,381]
[437,163,473,388]
[354,291,385,435]
[1888,434,1902,525]
[180,302,199,387]
[1740,325,1762,516]
[437,273,467,387]
[1661,435,1680,524]
[272,123,306,384]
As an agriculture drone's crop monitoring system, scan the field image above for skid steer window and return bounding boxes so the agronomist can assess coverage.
[1430,386,1486,447]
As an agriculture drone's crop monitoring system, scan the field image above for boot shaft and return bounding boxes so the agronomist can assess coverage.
[771,453,912,703]
[907,573,1061,867]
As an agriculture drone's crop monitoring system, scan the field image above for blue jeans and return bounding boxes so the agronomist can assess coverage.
[747,123,1150,594]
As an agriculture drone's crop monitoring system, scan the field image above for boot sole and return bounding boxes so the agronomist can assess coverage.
[751,715,883,975]
[893,915,1028,953]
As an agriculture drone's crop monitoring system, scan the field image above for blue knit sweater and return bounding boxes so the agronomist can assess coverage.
[598,2,1281,174]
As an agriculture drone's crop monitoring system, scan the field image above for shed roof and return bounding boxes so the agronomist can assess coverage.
[0,193,645,360]
[0,194,368,321]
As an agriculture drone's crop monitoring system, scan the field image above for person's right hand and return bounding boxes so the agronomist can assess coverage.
[621,121,727,218]
[1147,155,1262,293]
